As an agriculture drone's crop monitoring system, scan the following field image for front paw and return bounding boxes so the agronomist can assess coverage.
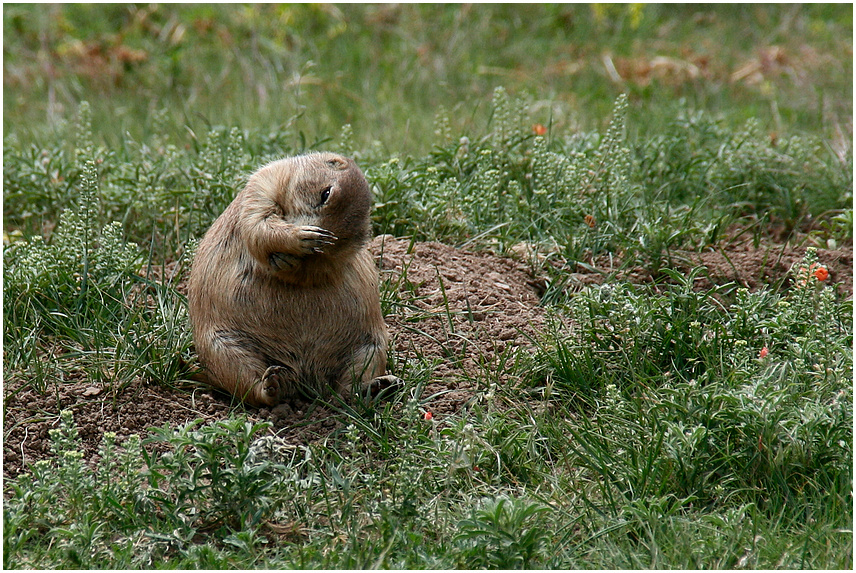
[259,365,289,403]
[296,226,337,255]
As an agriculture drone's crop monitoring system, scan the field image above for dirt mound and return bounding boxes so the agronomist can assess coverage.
[3,236,852,481]
[3,236,548,480]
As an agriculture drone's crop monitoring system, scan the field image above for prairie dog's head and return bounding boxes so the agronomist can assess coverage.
[248,152,372,247]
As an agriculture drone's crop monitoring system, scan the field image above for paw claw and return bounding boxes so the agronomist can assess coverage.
[298,226,338,255]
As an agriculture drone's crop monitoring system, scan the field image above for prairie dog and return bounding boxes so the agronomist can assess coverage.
[188,152,392,407]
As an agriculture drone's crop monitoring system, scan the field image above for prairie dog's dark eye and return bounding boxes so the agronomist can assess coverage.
[318,185,332,207]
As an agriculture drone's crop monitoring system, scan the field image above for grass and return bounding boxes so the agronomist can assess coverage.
[4,5,852,153]
[3,4,853,570]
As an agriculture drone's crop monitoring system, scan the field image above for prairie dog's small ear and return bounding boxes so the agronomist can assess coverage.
[326,156,348,170]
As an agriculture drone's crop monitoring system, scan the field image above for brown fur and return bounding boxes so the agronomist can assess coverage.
[188,152,390,407]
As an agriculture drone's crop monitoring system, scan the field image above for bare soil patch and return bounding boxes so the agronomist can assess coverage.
[562,240,852,298]
[686,242,852,297]
[3,236,852,481]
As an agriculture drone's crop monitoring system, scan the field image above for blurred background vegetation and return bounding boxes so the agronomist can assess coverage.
[4,4,852,155]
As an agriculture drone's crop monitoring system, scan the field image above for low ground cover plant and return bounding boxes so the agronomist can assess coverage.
[4,246,851,568]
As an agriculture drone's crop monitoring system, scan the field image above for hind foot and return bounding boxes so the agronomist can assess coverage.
[365,374,404,399]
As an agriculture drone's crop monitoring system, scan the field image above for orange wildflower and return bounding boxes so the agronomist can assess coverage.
[424,411,433,421]
[759,347,769,359]
[532,123,547,136]
[795,262,829,286]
